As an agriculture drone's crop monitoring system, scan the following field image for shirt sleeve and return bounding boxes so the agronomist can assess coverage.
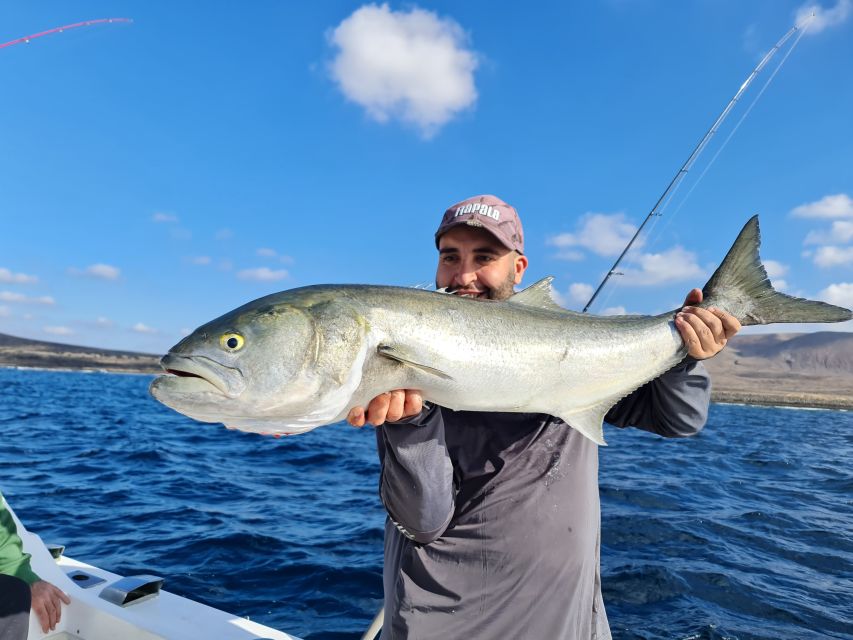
[605,358,711,438]
[375,404,455,544]
[0,493,41,585]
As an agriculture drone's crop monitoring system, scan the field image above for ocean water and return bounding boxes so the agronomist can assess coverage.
[0,368,850,640]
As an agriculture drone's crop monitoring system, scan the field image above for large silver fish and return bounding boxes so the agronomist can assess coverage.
[150,217,851,444]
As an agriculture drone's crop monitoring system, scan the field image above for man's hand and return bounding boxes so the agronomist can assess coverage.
[675,288,741,360]
[347,390,424,427]
[31,580,71,633]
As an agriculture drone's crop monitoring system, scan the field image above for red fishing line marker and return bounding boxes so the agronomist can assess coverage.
[0,18,132,50]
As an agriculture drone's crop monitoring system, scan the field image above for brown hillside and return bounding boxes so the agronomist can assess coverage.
[0,332,160,373]
[703,332,853,410]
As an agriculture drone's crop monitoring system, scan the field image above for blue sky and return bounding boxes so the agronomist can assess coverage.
[2,1,851,353]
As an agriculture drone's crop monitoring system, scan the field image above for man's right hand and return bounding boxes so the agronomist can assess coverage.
[347,390,423,427]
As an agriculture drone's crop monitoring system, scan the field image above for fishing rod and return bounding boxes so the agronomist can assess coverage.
[0,18,132,50]
[582,20,809,314]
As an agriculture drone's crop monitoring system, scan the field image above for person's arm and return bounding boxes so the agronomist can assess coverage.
[1,493,71,633]
[605,358,710,437]
[375,403,455,544]
[0,493,40,585]
[349,391,455,544]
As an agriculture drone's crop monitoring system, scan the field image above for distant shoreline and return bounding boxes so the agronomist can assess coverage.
[2,363,850,412]
[2,330,851,412]
[0,364,156,377]
[709,389,852,412]
[0,332,160,375]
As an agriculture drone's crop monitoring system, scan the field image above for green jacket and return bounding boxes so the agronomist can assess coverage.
[0,490,40,585]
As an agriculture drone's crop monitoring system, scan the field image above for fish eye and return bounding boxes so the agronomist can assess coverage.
[220,333,245,351]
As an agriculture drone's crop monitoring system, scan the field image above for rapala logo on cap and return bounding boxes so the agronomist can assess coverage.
[454,202,501,221]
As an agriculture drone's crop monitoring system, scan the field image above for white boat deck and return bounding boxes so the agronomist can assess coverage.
[12,503,302,640]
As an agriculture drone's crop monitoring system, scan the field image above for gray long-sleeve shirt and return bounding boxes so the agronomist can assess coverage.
[376,360,711,640]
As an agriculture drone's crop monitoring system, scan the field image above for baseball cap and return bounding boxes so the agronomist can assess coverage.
[434,194,525,254]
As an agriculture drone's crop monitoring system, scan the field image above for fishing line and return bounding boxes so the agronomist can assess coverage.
[647,15,814,246]
[0,18,132,51]
[598,18,808,316]
[582,19,809,314]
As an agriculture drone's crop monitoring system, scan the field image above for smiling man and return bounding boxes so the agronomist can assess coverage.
[434,199,528,301]
[349,194,740,639]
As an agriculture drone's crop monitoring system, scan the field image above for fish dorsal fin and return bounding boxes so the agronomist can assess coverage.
[377,344,454,380]
[508,277,565,311]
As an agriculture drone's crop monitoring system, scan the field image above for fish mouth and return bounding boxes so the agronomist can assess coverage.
[156,354,246,398]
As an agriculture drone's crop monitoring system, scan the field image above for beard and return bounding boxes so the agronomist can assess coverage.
[436,266,517,301]
[486,268,518,301]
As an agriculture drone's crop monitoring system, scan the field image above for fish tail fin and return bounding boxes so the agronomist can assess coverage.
[703,216,852,326]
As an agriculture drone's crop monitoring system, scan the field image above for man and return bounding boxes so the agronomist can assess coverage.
[348,195,740,639]
[1,491,70,638]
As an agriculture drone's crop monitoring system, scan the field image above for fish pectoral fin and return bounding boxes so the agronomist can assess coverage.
[377,345,454,381]
[558,401,615,446]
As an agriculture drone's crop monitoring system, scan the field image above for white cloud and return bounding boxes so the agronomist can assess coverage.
[742,24,760,55]
[620,246,704,286]
[804,220,853,245]
[0,291,55,305]
[547,213,639,258]
[791,193,853,219]
[601,306,628,316]
[86,264,121,280]
[237,267,289,282]
[152,212,179,223]
[763,260,789,279]
[328,3,478,137]
[0,305,9,317]
[256,248,295,264]
[132,322,157,334]
[772,279,790,292]
[818,282,853,308]
[69,264,121,280]
[0,268,38,284]
[567,282,594,304]
[796,0,851,34]
[762,259,790,291]
[96,316,114,328]
[190,256,212,266]
[813,245,853,267]
[44,326,74,336]
[554,249,585,261]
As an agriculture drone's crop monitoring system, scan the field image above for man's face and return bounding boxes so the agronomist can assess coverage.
[435,226,528,301]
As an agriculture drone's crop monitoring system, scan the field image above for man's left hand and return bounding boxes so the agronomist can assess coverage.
[31,580,71,633]
[675,288,741,360]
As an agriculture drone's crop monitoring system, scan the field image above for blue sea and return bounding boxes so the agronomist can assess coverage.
[1,368,850,640]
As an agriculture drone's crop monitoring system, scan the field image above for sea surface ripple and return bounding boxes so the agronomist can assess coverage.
[1,369,850,639]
